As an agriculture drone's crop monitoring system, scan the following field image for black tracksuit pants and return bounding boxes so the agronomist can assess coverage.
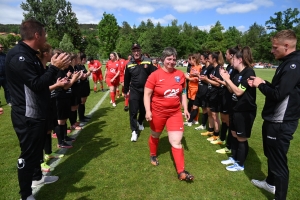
[129,89,145,132]
[12,111,46,199]
[262,120,298,200]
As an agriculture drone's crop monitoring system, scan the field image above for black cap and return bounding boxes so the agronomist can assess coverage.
[131,43,141,50]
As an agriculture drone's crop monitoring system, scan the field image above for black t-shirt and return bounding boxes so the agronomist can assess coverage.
[231,67,257,112]
[207,65,222,100]
[55,69,72,99]
[196,65,214,97]
[77,64,89,84]
[220,65,237,96]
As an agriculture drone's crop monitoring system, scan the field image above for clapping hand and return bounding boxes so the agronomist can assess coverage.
[51,53,70,69]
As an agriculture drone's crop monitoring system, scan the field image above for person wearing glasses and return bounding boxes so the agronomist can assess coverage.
[0,44,12,106]
[124,43,157,142]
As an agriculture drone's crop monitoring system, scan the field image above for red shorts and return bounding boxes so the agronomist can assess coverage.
[92,73,103,82]
[119,75,124,83]
[150,110,184,132]
[106,77,119,87]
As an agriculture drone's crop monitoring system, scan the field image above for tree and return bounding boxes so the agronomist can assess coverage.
[203,21,225,52]
[266,8,300,31]
[162,20,181,56]
[21,0,82,50]
[98,12,119,58]
[223,26,242,49]
[59,34,74,52]
[242,23,267,61]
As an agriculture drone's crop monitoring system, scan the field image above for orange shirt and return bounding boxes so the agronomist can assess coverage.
[188,65,202,89]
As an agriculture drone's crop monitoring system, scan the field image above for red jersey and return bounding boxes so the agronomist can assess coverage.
[88,60,102,74]
[106,60,120,79]
[119,58,126,77]
[153,63,161,69]
[145,68,186,114]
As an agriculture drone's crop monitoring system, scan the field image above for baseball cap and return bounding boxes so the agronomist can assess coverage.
[131,43,141,50]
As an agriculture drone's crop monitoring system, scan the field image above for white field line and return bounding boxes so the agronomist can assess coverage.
[32,91,109,195]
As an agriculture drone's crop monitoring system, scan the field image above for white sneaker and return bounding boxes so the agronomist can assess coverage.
[183,122,192,126]
[20,194,35,200]
[226,163,244,171]
[138,123,144,130]
[131,131,138,142]
[195,125,206,130]
[31,175,59,187]
[112,103,116,107]
[251,179,275,194]
[192,120,199,125]
[221,157,236,165]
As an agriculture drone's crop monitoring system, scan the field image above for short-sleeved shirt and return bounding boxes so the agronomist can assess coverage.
[88,60,102,74]
[119,58,126,78]
[106,60,120,79]
[207,65,222,100]
[55,69,72,99]
[145,68,185,115]
[231,67,257,112]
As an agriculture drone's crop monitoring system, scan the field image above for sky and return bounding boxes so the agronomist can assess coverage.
[0,0,299,32]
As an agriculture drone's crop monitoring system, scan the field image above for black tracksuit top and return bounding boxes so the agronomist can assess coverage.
[259,50,300,122]
[5,41,59,119]
[124,56,157,94]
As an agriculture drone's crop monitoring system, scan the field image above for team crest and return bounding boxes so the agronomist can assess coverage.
[144,64,148,68]
[19,56,25,61]
[175,76,180,82]
[290,64,296,69]
[238,76,242,83]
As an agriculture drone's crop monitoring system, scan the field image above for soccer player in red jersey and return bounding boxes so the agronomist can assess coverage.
[117,53,126,98]
[144,47,194,181]
[152,58,161,69]
[104,52,120,107]
[88,58,104,92]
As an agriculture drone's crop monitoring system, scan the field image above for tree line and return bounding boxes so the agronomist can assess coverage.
[0,0,299,64]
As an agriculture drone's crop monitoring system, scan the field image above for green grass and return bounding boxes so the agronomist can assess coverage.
[1,68,300,199]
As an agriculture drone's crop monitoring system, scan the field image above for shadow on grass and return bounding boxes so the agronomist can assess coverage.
[244,147,273,199]
[36,106,119,200]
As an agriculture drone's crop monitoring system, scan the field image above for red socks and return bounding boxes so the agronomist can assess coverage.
[110,92,115,103]
[172,147,185,174]
[148,136,159,156]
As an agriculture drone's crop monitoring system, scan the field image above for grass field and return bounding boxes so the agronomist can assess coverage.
[0,68,300,200]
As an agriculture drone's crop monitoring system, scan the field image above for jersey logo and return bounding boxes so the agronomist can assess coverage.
[290,64,296,69]
[19,56,25,61]
[174,76,180,83]
[144,64,148,68]
[238,76,242,83]
[159,79,165,82]
[164,88,179,98]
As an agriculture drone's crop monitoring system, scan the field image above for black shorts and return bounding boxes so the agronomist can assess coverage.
[70,93,80,106]
[208,96,220,112]
[230,111,256,138]
[80,82,90,98]
[56,98,71,120]
[220,92,232,114]
[46,98,58,131]
[193,95,207,108]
